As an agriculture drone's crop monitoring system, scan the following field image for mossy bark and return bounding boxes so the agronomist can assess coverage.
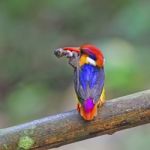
[0,90,150,150]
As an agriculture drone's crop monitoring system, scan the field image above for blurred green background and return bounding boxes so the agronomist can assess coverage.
[0,0,150,149]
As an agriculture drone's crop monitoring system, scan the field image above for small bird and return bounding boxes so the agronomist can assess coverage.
[54,44,105,120]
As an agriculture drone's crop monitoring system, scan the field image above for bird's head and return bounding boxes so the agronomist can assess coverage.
[80,44,104,67]
[63,44,104,67]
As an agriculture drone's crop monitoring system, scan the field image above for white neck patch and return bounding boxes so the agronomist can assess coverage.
[86,57,96,66]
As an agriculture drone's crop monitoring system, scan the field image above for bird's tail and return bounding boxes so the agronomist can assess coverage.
[77,101,97,121]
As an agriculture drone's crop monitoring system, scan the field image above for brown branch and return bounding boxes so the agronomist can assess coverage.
[0,90,150,150]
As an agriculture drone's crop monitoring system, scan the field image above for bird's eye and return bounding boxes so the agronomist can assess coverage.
[80,49,84,54]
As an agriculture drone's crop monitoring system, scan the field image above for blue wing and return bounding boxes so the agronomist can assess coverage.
[74,64,105,104]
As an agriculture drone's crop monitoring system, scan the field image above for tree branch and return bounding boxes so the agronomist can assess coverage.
[0,90,150,150]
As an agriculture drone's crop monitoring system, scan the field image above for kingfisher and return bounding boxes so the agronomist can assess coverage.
[54,44,105,120]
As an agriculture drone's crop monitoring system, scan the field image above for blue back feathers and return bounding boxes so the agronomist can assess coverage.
[80,64,99,90]
[74,64,104,103]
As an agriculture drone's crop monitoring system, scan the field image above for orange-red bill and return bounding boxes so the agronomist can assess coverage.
[63,47,80,53]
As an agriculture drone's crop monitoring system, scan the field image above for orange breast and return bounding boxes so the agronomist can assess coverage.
[79,54,88,66]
